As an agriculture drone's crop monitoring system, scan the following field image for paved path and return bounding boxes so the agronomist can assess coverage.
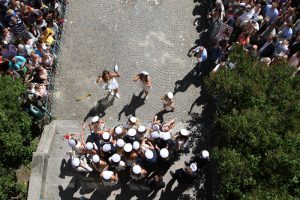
[43,120,195,200]
[47,0,208,199]
[53,0,201,124]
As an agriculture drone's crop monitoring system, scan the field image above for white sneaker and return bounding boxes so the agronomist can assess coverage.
[110,91,115,96]
[115,93,120,98]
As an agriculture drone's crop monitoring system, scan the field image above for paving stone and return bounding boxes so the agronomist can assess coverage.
[45,0,208,199]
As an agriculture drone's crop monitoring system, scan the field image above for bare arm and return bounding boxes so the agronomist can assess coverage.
[133,74,140,82]
[96,76,103,83]
[110,71,120,78]
[80,124,86,146]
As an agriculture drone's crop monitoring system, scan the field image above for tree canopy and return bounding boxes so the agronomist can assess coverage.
[206,46,300,199]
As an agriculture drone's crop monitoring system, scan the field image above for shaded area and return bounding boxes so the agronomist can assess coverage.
[58,158,192,200]
[118,92,145,121]
[84,94,115,121]
[180,0,217,199]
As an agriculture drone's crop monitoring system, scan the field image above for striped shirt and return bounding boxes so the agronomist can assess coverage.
[9,18,26,36]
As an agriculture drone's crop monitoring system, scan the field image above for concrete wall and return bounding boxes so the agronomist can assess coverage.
[27,122,57,200]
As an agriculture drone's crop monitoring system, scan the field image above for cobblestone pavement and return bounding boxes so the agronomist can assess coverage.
[53,0,202,125]
[48,0,207,199]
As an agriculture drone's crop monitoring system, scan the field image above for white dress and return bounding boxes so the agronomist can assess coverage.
[102,78,119,91]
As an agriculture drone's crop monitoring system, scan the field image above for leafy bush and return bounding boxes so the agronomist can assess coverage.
[206,47,300,199]
[0,75,33,199]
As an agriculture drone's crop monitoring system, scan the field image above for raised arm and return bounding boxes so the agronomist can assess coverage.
[110,71,120,78]
[133,74,140,82]
[80,123,86,146]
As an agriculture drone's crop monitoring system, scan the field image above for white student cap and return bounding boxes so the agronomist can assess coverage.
[115,126,123,135]
[127,128,137,137]
[102,132,110,140]
[68,139,76,147]
[111,154,121,163]
[161,132,171,141]
[124,143,133,152]
[85,142,93,150]
[180,129,189,136]
[133,141,140,150]
[71,158,80,167]
[119,160,126,167]
[190,163,197,172]
[151,131,160,139]
[141,71,149,76]
[116,139,125,147]
[167,92,174,99]
[102,170,114,180]
[102,144,111,152]
[92,154,100,163]
[138,125,146,133]
[202,150,210,159]
[129,116,137,123]
[91,116,99,123]
[151,124,160,131]
[145,150,154,159]
[132,165,142,174]
[160,148,169,158]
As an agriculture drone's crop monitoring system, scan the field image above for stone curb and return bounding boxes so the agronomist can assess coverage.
[27,122,57,200]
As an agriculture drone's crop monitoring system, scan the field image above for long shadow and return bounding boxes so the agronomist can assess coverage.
[114,180,153,200]
[118,92,145,121]
[84,94,115,121]
[185,76,217,200]
[59,159,75,179]
[178,0,217,199]
[173,61,211,95]
[159,178,192,200]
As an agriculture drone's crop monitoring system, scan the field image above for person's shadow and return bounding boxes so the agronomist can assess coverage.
[118,92,145,121]
[173,63,203,95]
[59,159,75,179]
[84,94,115,121]
[58,159,84,200]
[159,177,191,200]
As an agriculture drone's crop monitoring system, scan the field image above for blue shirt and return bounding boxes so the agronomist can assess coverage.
[265,4,278,23]
[8,56,26,70]
[194,46,207,62]
[279,27,293,40]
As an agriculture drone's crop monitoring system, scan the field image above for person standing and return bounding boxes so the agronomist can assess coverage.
[133,71,152,99]
[96,66,121,98]
[188,46,207,64]
[160,92,174,112]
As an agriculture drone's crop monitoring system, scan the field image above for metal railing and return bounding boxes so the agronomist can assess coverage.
[42,0,68,124]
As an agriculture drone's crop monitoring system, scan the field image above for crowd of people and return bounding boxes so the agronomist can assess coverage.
[196,0,300,72]
[0,0,66,116]
[65,114,210,188]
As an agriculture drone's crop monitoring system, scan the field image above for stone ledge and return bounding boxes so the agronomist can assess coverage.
[37,123,57,153]
[27,122,57,200]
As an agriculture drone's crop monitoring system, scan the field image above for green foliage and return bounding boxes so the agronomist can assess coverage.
[206,46,300,199]
[0,75,33,199]
[0,75,33,167]
[0,165,27,200]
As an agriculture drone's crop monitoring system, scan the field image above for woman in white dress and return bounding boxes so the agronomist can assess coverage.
[133,71,152,99]
[96,69,121,98]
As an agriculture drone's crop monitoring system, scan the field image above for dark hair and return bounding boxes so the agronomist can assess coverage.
[101,70,110,82]
[41,26,47,32]
[2,44,9,49]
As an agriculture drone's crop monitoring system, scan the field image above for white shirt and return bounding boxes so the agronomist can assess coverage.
[239,9,255,23]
